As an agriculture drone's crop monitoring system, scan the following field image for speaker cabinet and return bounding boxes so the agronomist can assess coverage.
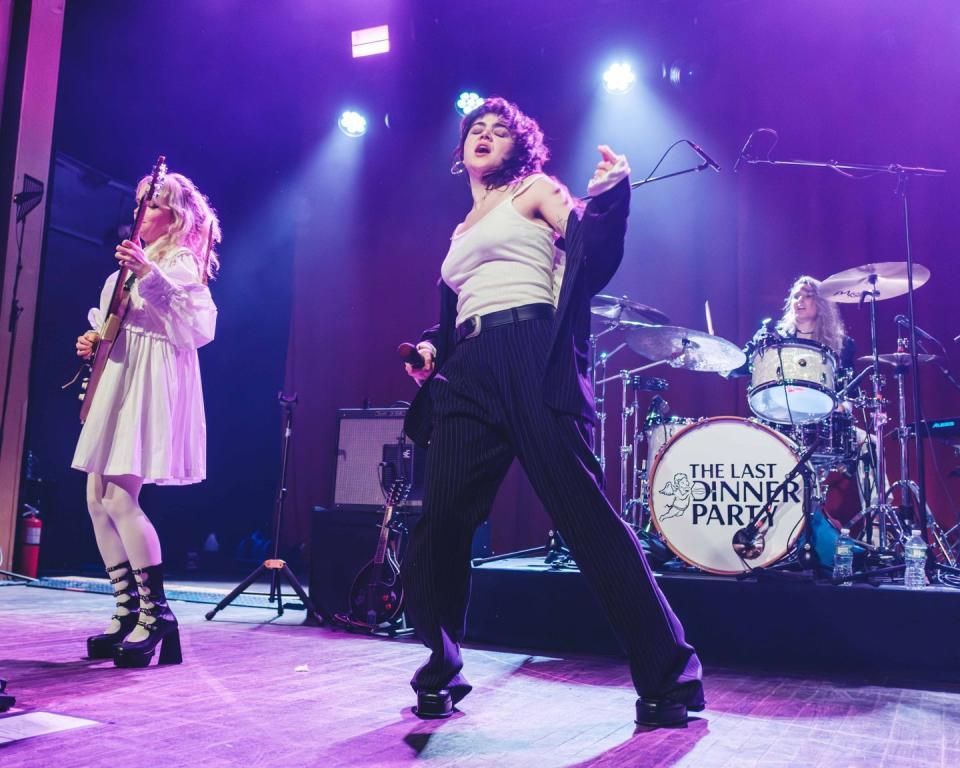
[333,408,424,510]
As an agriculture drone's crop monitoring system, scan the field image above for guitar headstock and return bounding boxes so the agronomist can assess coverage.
[386,477,412,507]
[130,155,168,239]
[145,155,167,202]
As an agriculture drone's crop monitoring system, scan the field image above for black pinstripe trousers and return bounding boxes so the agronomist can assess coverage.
[403,316,702,705]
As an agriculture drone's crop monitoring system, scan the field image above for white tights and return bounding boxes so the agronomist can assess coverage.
[86,473,162,638]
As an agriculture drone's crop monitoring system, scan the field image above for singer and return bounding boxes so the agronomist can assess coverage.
[400,97,703,727]
[72,172,221,668]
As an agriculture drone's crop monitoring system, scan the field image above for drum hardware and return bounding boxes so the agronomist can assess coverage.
[589,295,668,473]
[878,341,957,567]
[739,133,944,571]
[731,435,823,572]
[603,323,745,524]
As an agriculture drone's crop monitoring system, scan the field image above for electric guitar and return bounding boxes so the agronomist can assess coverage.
[72,156,167,422]
[348,478,411,628]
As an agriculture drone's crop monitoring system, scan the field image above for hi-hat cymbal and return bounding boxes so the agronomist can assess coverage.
[591,294,670,325]
[819,262,930,303]
[858,352,941,368]
[626,324,746,372]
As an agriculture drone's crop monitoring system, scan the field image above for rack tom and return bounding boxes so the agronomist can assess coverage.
[748,337,838,425]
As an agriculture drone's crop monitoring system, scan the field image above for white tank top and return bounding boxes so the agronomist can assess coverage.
[441,174,561,326]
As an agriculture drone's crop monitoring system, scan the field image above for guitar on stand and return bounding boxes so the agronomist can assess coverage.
[346,476,411,632]
[64,156,167,420]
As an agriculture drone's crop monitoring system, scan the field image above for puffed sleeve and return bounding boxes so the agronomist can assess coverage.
[137,249,217,349]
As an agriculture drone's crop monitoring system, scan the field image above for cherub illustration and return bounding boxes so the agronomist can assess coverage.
[658,473,694,520]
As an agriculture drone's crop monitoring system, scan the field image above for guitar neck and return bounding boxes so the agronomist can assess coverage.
[373,504,394,565]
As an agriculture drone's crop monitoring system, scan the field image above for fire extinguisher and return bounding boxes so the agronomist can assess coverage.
[15,505,41,579]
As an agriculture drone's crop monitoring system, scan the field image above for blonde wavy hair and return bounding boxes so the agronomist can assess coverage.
[777,275,845,355]
[137,171,222,282]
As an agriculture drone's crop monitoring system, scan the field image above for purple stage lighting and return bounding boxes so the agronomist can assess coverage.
[602,61,636,94]
[338,110,368,137]
[351,25,389,58]
[456,91,484,116]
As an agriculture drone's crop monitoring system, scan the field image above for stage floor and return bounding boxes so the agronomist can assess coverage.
[1,582,959,768]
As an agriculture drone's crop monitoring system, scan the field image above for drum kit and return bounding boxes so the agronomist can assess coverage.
[591,262,959,577]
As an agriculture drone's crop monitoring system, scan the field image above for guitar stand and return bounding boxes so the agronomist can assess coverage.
[205,393,331,626]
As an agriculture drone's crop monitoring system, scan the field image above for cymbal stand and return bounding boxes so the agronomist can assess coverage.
[589,326,624,473]
[886,349,956,565]
[598,357,674,525]
[858,281,903,555]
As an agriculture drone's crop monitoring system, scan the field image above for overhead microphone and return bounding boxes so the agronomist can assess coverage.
[732,127,778,173]
[685,140,721,172]
[894,314,939,345]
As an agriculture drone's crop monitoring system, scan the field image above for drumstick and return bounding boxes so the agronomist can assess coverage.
[704,300,715,335]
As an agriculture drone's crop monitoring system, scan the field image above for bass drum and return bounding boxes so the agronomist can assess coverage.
[649,416,807,575]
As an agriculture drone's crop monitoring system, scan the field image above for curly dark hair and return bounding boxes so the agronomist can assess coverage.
[454,97,550,189]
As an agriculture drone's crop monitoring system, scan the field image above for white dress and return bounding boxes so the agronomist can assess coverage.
[71,244,217,485]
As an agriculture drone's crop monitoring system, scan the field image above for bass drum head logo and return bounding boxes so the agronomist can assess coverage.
[650,417,805,574]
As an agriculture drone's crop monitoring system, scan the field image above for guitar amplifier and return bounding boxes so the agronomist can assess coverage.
[333,407,424,509]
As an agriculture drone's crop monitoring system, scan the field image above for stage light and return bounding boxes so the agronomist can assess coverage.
[662,59,697,88]
[602,61,636,94]
[456,91,484,116]
[338,110,367,137]
[352,25,389,58]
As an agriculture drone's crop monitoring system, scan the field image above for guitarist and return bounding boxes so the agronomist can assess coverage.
[71,171,221,668]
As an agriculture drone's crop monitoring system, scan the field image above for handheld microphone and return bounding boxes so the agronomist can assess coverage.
[685,140,721,173]
[397,342,425,370]
[894,315,939,346]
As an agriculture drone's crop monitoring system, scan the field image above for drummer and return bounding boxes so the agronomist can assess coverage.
[728,275,856,397]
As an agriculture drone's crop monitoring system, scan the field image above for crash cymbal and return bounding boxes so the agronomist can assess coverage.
[591,294,670,325]
[858,352,941,368]
[625,324,746,372]
[819,262,930,303]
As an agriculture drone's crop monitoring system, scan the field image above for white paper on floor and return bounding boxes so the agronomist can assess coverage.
[0,712,99,744]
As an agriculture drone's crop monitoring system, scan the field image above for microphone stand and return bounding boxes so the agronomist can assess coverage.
[732,437,823,576]
[744,150,946,574]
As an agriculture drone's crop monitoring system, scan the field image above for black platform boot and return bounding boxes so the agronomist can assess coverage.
[87,561,140,659]
[114,564,181,668]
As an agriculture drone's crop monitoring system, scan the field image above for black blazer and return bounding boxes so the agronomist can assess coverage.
[403,177,631,448]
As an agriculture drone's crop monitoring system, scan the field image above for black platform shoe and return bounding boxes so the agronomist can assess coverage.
[87,561,140,659]
[114,564,181,668]
[413,688,454,719]
[635,695,705,728]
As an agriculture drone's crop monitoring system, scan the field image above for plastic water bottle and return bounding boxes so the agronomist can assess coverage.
[904,529,927,590]
[832,528,854,584]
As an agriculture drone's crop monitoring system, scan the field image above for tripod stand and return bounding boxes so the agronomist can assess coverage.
[205,393,330,625]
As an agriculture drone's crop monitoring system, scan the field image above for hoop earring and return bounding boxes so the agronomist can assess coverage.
[450,160,465,176]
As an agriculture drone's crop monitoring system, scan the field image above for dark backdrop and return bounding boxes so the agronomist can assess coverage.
[27,0,960,571]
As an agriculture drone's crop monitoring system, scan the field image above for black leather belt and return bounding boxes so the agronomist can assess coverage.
[456,303,555,343]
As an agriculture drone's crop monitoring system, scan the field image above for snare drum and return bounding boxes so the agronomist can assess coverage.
[748,337,838,425]
[649,417,807,574]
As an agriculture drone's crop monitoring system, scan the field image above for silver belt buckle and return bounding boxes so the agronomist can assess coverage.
[463,315,482,339]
